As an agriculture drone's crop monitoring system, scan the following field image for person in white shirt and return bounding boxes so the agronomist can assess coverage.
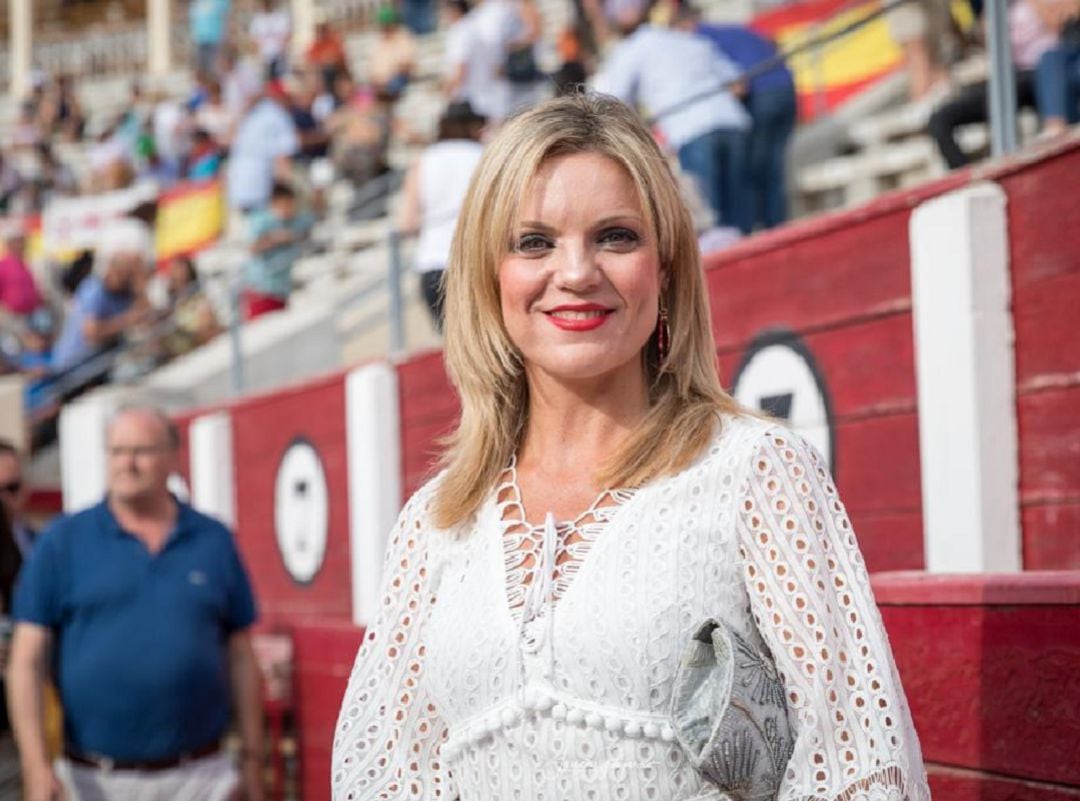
[593,3,753,232]
[226,83,299,214]
[442,0,474,99]
[396,102,486,330]
[249,0,293,78]
[448,0,524,121]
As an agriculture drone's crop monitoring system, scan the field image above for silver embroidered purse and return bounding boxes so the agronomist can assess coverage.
[670,619,796,801]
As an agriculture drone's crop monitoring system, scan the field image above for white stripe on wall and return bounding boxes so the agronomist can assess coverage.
[909,182,1020,571]
[345,362,403,627]
[190,411,236,527]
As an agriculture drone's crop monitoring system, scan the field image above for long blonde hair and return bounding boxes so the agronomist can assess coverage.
[433,94,740,529]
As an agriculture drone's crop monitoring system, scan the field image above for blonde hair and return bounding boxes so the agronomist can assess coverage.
[433,93,740,529]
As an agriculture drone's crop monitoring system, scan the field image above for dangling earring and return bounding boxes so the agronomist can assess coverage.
[656,296,670,363]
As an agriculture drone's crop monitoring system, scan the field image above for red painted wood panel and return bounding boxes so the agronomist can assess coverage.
[293,623,364,801]
[1017,387,1080,505]
[928,765,1080,801]
[717,313,917,422]
[833,413,921,515]
[878,600,1080,785]
[1023,503,1080,571]
[1001,144,1080,291]
[1013,272,1080,386]
[231,374,353,624]
[855,511,924,573]
[705,211,912,351]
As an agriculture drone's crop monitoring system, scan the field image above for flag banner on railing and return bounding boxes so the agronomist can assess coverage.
[752,0,902,120]
[155,179,225,267]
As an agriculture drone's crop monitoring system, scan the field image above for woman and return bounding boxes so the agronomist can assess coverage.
[397,102,487,331]
[332,94,929,800]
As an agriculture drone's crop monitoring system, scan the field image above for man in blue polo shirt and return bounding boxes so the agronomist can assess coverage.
[7,407,265,801]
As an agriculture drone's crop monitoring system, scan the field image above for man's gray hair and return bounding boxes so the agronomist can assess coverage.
[93,217,155,277]
[106,404,181,450]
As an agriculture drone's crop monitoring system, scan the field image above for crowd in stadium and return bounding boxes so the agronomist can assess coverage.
[0,0,1078,453]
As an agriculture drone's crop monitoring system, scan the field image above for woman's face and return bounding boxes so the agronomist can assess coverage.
[498,152,664,386]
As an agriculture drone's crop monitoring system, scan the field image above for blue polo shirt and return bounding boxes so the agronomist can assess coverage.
[12,499,257,761]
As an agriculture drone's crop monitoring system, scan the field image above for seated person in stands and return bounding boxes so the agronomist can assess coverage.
[369,6,419,100]
[927,0,1059,168]
[243,182,314,320]
[50,219,155,373]
[325,78,394,186]
[1034,0,1080,135]
[0,227,44,329]
[187,129,224,180]
[157,256,222,359]
[306,15,352,95]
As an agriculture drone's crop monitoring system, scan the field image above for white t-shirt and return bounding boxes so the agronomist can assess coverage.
[415,139,485,274]
[250,9,292,62]
[457,0,522,121]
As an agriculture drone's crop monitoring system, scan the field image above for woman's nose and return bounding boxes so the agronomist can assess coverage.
[552,240,601,290]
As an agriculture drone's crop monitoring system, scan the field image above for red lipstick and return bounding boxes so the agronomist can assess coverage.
[544,303,614,332]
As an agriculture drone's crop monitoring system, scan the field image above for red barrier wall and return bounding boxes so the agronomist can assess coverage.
[1001,144,1080,569]
[873,572,1080,798]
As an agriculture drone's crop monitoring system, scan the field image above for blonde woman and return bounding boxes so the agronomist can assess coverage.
[332,94,929,801]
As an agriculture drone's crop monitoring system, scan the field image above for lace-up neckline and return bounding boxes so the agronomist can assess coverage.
[495,457,636,624]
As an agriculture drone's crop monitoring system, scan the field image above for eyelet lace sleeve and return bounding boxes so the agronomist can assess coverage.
[332,487,457,801]
[736,428,931,801]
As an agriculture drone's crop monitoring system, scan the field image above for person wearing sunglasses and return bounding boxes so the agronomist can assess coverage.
[0,440,35,561]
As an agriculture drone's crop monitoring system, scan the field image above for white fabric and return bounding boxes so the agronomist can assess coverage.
[593,25,750,150]
[55,753,238,801]
[414,140,485,275]
[249,9,292,62]
[443,17,473,91]
[455,0,522,121]
[332,414,930,801]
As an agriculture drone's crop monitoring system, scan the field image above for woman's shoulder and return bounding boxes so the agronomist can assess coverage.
[701,411,824,483]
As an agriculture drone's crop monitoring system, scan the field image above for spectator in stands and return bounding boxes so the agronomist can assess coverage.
[37,74,84,142]
[9,406,263,801]
[506,0,545,111]
[0,153,26,215]
[397,102,486,330]
[250,0,293,79]
[927,0,1056,168]
[369,7,420,100]
[406,0,439,35]
[306,14,352,94]
[445,0,523,121]
[190,0,233,75]
[187,129,224,180]
[221,44,266,120]
[888,0,956,100]
[441,0,474,97]
[152,92,194,179]
[157,257,222,358]
[552,26,588,96]
[226,81,300,219]
[693,16,797,229]
[243,182,313,319]
[34,143,78,202]
[325,79,394,186]
[87,122,133,193]
[0,228,43,327]
[1035,1,1080,135]
[195,78,235,147]
[594,2,753,232]
[51,219,155,373]
[288,79,332,161]
[0,440,35,559]
[10,100,43,152]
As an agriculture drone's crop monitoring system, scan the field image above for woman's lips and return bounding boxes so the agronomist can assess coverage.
[544,306,615,332]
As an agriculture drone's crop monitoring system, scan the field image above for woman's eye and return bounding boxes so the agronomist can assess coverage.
[599,228,641,248]
[515,233,553,253]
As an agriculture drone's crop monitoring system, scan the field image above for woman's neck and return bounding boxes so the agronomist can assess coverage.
[518,364,650,476]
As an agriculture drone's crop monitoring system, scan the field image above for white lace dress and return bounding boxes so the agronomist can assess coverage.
[331,414,931,801]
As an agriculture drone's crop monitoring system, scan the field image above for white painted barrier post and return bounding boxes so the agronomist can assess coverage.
[345,363,402,627]
[190,411,236,527]
[909,182,1020,572]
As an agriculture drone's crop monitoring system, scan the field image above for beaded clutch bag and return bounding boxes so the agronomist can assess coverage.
[670,619,796,801]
